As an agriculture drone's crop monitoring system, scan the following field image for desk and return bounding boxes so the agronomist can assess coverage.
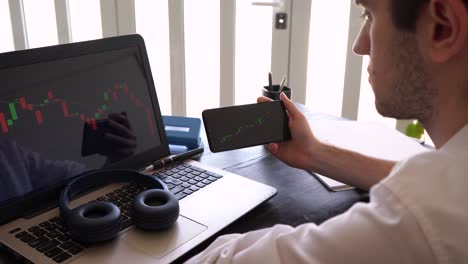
[0,107,366,264]
[174,107,367,263]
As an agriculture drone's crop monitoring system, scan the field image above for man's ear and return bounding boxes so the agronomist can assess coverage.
[427,0,468,62]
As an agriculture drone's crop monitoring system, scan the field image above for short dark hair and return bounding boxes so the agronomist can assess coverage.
[391,0,468,32]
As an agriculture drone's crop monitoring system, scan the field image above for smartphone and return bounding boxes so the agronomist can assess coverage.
[81,119,112,156]
[202,101,291,153]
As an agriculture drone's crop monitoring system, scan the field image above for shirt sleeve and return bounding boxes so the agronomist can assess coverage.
[185,184,435,264]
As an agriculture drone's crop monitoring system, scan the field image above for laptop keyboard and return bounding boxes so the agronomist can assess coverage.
[7,162,223,263]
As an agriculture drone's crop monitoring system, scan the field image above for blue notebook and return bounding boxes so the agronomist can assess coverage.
[162,115,202,153]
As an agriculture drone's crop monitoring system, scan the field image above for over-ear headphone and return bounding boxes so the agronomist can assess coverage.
[59,170,179,244]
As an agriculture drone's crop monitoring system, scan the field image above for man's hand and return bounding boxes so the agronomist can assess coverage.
[101,112,137,163]
[257,93,323,171]
[257,93,395,190]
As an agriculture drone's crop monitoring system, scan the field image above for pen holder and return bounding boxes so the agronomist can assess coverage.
[262,85,292,100]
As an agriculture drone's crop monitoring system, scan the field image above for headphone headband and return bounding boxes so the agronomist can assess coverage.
[59,170,165,218]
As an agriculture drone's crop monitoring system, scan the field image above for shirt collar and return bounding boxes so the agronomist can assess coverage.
[440,123,468,153]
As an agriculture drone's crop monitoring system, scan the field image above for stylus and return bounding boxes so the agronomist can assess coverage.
[148,146,204,170]
[268,72,273,91]
[279,74,288,92]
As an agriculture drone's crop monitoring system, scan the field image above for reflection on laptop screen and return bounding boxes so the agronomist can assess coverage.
[0,47,162,205]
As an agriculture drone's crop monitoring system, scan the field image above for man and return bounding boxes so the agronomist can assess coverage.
[186,0,468,263]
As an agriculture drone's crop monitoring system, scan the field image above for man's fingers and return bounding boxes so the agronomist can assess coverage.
[107,119,136,139]
[280,93,301,119]
[266,143,279,155]
[257,96,273,103]
[108,112,131,129]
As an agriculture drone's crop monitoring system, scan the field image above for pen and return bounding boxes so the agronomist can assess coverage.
[279,74,287,92]
[147,146,204,171]
[268,72,273,91]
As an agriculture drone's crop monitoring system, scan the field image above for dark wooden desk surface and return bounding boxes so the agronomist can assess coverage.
[0,107,367,264]
[174,108,367,263]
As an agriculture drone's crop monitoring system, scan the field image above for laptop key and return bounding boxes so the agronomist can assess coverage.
[170,173,181,179]
[49,217,61,223]
[191,171,201,176]
[164,177,182,185]
[9,228,21,234]
[189,186,200,192]
[207,172,223,179]
[46,231,61,239]
[37,240,60,253]
[27,226,40,233]
[188,179,197,185]
[45,224,59,231]
[20,234,36,243]
[183,189,193,195]
[184,173,195,179]
[165,183,175,189]
[28,236,50,248]
[198,173,208,179]
[59,241,75,250]
[207,176,219,182]
[57,234,71,242]
[156,174,167,180]
[68,245,84,255]
[202,179,212,185]
[45,247,63,258]
[14,231,27,238]
[32,229,47,237]
[179,176,189,182]
[39,221,51,228]
[170,186,184,195]
[105,192,116,197]
[121,197,132,204]
[195,182,206,188]
[117,192,128,198]
[174,192,187,200]
[193,176,204,182]
[53,252,72,263]
[192,166,206,173]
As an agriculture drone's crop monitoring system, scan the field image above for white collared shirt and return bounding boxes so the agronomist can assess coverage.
[186,124,468,264]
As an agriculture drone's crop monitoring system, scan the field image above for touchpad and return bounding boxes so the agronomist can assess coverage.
[123,215,207,259]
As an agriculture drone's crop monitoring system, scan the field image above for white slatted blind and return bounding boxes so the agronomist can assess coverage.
[135,0,172,115]
[0,1,15,53]
[1,0,414,138]
[305,0,351,117]
[184,0,220,117]
[69,0,102,42]
[23,0,58,48]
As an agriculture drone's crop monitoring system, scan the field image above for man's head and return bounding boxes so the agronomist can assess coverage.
[353,0,468,125]
[390,0,468,32]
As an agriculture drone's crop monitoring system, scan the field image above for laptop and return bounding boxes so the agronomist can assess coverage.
[0,35,277,264]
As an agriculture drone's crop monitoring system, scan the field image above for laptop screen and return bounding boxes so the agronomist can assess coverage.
[0,36,168,207]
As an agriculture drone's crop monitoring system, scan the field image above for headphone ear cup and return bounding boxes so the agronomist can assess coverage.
[132,189,179,230]
[66,201,122,243]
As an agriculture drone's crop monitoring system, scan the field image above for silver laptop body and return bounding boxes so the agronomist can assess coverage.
[0,35,276,263]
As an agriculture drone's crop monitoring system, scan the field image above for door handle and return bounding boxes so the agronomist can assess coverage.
[251,0,288,29]
[251,1,282,7]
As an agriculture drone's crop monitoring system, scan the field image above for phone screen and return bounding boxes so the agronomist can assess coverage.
[81,119,112,157]
[202,101,291,152]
